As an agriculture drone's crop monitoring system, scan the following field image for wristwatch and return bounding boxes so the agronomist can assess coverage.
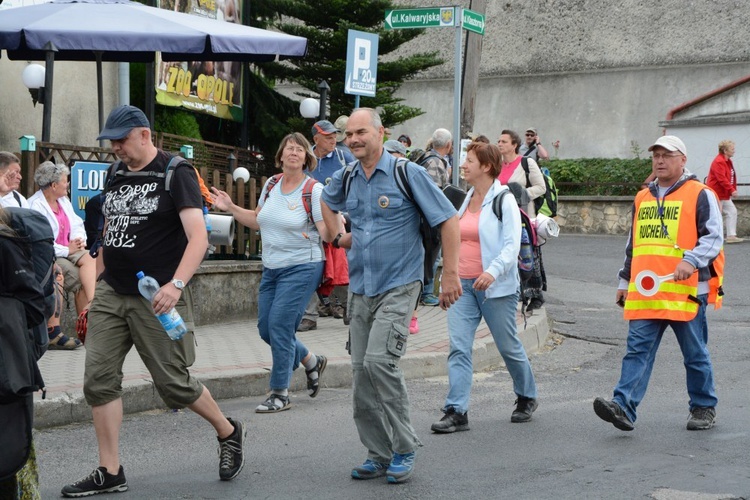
[332,233,344,249]
[171,279,186,290]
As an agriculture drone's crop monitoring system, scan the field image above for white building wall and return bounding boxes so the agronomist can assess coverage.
[0,58,119,152]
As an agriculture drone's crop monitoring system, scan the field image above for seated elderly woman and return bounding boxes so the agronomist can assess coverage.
[28,161,96,349]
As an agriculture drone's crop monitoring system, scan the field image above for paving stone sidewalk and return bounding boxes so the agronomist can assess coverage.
[34,304,549,428]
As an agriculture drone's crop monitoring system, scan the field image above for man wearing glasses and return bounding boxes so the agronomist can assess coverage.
[519,127,549,162]
[593,135,724,433]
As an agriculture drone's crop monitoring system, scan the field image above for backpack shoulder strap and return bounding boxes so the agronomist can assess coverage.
[521,157,531,188]
[492,190,509,222]
[393,158,414,203]
[164,155,189,193]
[342,163,357,200]
[335,147,346,169]
[301,177,317,223]
[105,160,124,190]
[262,173,283,203]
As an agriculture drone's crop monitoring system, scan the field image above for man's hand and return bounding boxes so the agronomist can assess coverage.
[439,271,462,310]
[152,283,182,315]
[616,289,627,308]
[674,260,696,281]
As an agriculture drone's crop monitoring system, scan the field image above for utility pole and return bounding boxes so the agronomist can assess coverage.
[460,0,486,139]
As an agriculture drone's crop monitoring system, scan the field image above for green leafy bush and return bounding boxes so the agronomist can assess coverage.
[544,158,652,196]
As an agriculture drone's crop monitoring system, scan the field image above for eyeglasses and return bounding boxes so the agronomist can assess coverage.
[525,133,535,137]
[652,153,683,160]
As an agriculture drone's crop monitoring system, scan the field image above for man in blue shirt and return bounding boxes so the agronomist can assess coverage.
[321,108,461,484]
[298,120,357,331]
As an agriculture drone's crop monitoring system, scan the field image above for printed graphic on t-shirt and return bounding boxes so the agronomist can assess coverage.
[103,181,160,248]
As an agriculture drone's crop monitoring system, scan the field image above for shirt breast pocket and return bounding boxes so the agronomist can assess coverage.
[380,196,404,221]
[345,198,359,216]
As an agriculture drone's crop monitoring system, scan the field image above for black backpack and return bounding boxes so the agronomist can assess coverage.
[6,207,56,358]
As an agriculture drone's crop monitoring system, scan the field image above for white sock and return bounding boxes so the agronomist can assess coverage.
[303,354,318,380]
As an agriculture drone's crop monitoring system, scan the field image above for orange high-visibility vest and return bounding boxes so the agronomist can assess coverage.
[624,180,723,321]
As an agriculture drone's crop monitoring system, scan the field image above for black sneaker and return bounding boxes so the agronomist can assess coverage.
[61,466,127,497]
[687,407,716,431]
[511,397,538,423]
[218,418,247,481]
[593,397,634,431]
[306,354,327,398]
[431,407,469,433]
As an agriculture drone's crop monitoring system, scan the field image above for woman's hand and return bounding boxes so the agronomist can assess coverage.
[210,187,233,212]
[68,237,85,254]
[473,272,495,291]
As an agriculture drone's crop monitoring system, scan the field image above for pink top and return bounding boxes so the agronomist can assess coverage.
[498,156,522,185]
[53,203,71,247]
[458,208,483,279]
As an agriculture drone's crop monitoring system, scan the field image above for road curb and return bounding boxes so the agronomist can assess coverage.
[33,309,550,429]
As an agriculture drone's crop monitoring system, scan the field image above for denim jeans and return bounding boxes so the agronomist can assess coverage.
[613,294,717,423]
[258,262,324,390]
[445,279,537,414]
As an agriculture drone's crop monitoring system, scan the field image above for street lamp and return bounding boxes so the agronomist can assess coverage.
[22,63,46,106]
[299,98,319,119]
[21,42,57,143]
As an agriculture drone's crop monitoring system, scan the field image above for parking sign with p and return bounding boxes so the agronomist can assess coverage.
[345,30,379,97]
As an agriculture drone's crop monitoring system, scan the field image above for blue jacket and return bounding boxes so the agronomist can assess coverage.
[457,179,521,298]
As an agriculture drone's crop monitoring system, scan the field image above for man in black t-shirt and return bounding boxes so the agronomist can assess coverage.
[61,106,246,498]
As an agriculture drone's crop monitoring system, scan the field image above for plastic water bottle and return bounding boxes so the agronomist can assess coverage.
[136,271,188,340]
[518,225,534,273]
[203,206,212,233]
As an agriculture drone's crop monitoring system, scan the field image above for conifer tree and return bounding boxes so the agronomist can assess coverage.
[250,0,443,128]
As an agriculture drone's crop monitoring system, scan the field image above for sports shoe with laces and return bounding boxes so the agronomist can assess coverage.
[218,418,246,481]
[687,406,716,430]
[306,354,327,398]
[386,452,416,483]
[511,396,538,423]
[431,407,469,433]
[593,397,634,431]
[61,466,127,497]
[351,459,389,480]
[420,294,440,306]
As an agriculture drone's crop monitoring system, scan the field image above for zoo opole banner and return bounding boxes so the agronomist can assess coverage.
[155,0,244,121]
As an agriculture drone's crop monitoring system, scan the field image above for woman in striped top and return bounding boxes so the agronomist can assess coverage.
[211,133,342,413]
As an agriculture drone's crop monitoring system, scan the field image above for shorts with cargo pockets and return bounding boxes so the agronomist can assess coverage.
[83,280,203,409]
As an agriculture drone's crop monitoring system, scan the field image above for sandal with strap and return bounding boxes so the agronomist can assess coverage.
[255,394,291,413]
[49,332,83,350]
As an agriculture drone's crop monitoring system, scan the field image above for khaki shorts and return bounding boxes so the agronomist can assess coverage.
[56,253,86,294]
[83,280,203,409]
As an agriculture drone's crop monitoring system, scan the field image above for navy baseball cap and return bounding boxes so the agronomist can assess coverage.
[97,105,150,140]
[311,120,338,136]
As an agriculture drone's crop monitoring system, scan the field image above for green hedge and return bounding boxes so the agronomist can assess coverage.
[543,158,652,196]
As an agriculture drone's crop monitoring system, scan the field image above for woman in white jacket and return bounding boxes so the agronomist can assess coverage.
[28,162,96,323]
[431,141,538,434]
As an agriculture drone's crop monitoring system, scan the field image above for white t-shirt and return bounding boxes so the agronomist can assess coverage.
[256,176,324,269]
[0,190,29,208]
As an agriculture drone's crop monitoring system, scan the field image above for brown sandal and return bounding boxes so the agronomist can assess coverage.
[48,333,83,350]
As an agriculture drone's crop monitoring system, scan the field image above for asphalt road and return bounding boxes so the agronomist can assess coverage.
[35,235,750,499]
